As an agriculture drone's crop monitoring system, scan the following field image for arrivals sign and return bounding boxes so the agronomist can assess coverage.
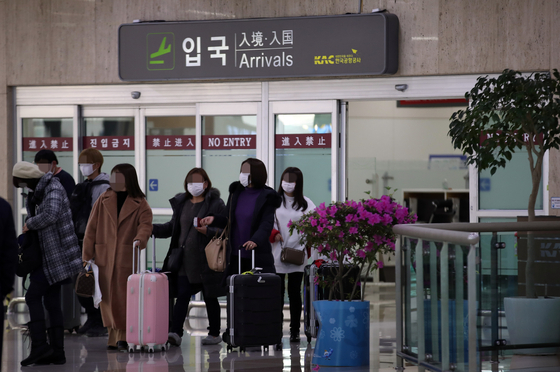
[118,13,399,81]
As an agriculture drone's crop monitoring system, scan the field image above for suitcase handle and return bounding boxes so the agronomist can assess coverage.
[132,236,157,274]
[238,249,256,274]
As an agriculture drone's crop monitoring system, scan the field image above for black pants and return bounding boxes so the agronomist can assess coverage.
[77,295,102,324]
[26,270,64,329]
[278,272,304,333]
[171,275,221,337]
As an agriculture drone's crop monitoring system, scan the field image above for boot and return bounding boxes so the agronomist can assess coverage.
[20,320,53,366]
[35,326,66,365]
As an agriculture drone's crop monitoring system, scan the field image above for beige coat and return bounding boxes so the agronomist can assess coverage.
[83,189,152,331]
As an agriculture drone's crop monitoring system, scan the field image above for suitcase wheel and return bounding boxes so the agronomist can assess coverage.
[227,345,232,352]
[263,345,269,352]
[161,344,166,352]
[128,346,135,353]
[240,346,246,353]
[307,335,312,343]
[148,346,155,353]
[275,343,282,351]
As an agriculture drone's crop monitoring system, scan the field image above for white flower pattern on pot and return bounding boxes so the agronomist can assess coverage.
[349,307,355,313]
[350,350,358,359]
[329,318,336,324]
[330,327,345,342]
[345,314,358,328]
[363,311,369,324]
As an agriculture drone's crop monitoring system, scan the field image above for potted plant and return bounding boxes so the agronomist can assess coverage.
[449,69,560,353]
[290,195,416,366]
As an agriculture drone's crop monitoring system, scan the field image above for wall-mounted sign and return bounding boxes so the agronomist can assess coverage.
[119,13,399,81]
[275,133,331,149]
[83,136,135,150]
[146,135,195,150]
[202,135,256,150]
[23,137,73,152]
[552,197,560,209]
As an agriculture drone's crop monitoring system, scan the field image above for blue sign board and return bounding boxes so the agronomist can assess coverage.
[479,178,491,192]
[149,179,159,191]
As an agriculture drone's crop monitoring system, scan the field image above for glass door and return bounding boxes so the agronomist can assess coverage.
[269,100,339,206]
[199,102,260,200]
[142,106,197,269]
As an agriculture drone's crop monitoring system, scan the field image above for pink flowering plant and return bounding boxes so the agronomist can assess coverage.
[289,195,417,301]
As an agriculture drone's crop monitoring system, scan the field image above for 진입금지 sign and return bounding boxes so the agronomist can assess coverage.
[118,13,399,81]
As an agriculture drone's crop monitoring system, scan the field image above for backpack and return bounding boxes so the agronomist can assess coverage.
[70,179,110,239]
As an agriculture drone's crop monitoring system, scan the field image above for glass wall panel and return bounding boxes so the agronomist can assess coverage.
[202,115,257,199]
[478,150,543,210]
[146,116,196,208]
[22,118,74,177]
[275,113,332,207]
[84,117,135,176]
[347,101,469,205]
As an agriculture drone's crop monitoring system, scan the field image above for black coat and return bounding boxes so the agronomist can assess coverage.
[212,182,282,276]
[0,198,17,300]
[152,188,226,298]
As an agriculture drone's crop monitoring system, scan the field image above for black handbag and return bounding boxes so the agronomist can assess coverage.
[275,214,306,265]
[166,246,184,273]
[16,231,42,278]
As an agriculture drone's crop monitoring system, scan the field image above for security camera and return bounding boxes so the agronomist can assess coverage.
[395,84,408,92]
[131,91,141,99]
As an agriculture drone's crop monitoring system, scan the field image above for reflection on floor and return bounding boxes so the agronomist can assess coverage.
[1,284,398,372]
[6,284,560,372]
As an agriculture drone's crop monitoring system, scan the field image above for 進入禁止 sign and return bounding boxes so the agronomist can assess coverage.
[118,13,399,81]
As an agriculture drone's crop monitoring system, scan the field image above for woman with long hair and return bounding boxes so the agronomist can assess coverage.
[200,158,281,276]
[271,167,316,343]
[153,168,225,346]
[83,163,153,351]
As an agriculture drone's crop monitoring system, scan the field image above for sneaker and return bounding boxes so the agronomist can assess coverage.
[290,332,301,343]
[168,332,182,347]
[201,335,222,345]
[86,326,108,337]
[116,341,128,352]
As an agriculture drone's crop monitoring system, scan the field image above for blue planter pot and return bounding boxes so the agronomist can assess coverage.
[312,300,370,367]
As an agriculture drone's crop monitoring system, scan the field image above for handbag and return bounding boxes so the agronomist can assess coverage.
[205,227,228,272]
[280,245,306,265]
[275,214,306,265]
[75,263,95,297]
[166,246,184,273]
[16,231,42,278]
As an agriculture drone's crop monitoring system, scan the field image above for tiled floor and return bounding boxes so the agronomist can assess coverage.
[2,284,400,372]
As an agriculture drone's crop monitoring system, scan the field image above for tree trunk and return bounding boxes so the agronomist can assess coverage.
[524,153,543,299]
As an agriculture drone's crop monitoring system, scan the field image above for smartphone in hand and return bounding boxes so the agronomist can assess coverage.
[193,217,198,227]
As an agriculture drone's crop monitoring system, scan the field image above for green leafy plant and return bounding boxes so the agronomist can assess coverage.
[289,196,416,301]
[449,69,560,298]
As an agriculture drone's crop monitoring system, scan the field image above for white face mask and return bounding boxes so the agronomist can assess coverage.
[282,181,296,194]
[187,182,205,197]
[79,164,96,177]
[239,172,250,187]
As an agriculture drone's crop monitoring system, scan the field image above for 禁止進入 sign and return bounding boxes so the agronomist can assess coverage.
[118,13,399,81]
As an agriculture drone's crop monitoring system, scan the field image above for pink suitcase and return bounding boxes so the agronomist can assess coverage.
[126,237,169,352]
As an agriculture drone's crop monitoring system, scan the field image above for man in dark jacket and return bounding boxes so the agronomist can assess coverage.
[0,197,18,368]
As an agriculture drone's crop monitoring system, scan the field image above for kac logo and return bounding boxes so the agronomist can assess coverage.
[147,33,175,71]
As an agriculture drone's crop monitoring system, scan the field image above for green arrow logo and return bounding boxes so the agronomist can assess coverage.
[150,37,171,64]
[147,33,175,71]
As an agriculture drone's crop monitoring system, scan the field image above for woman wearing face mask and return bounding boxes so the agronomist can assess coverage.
[270,167,316,343]
[152,168,225,347]
[82,164,153,351]
[200,158,281,277]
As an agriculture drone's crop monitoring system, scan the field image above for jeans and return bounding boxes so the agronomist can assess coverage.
[278,272,304,333]
[26,270,64,328]
[171,275,221,337]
